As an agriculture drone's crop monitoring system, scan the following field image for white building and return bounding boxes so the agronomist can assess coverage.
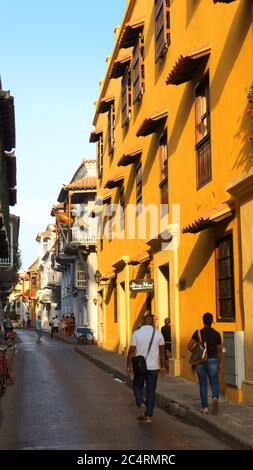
[53,160,98,338]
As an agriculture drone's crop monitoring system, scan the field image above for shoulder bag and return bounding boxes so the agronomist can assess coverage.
[189,330,208,365]
[132,327,156,376]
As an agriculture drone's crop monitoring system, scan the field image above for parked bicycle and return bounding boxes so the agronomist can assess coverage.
[0,344,16,395]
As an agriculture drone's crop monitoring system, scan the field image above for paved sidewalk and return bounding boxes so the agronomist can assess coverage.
[74,344,253,450]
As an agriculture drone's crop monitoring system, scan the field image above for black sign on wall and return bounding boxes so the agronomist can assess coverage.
[129,279,154,292]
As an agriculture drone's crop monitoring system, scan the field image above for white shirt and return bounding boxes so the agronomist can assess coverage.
[131,325,165,370]
[53,318,61,328]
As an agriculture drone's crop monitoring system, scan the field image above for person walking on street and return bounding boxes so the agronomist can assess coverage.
[50,317,55,338]
[127,313,166,423]
[161,318,171,371]
[70,313,76,337]
[61,315,66,336]
[52,316,60,338]
[35,316,42,344]
[188,312,222,415]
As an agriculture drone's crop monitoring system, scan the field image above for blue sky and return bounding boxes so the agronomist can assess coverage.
[0,0,126,269]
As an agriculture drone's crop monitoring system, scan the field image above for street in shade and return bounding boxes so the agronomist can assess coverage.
[0,330,231,451]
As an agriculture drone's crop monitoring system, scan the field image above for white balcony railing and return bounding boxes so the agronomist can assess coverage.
[45,272,61,286]
[0,257,11,267]
[71,227,97,244]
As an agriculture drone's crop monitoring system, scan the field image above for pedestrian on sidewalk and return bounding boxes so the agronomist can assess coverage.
[161,318,171,372]
[127,313,166,423]
[188,312,222,415]
[35,316,42,344]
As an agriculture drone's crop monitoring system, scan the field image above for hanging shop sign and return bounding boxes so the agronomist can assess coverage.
[129,279,154,292]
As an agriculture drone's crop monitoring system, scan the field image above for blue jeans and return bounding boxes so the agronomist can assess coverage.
[195,358,219,408]
[133,370,159,417]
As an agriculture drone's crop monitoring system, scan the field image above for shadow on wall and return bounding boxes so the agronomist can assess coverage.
[168,83,194,157]
[244,263,253,285]
[185,0,202,28]
[179,228,216,290]
[233,103,253,174]
[211,0,252,112]
[132,298,148,333]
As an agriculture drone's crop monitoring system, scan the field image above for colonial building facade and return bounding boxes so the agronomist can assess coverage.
[90,0,253,403]
[52,160,98,337]
[0,79,19,313]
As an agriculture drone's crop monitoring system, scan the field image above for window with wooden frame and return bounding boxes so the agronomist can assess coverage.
[119,185,125,231]
[159,130,168,212]
[215,234,235,322]
[121,66,132,128]
[75,260,86,289]
[108,103,115,156]
[155,0,171,63]
[97,134,103,179]
[132,33,145,104]
[195,74,211,189]
[135,161,142,206]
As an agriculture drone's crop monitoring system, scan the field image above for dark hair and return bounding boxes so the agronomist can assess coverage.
[203,312,213,326]
[143,314,155,324]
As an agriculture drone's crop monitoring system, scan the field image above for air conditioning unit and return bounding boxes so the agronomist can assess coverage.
[223,331,245,388]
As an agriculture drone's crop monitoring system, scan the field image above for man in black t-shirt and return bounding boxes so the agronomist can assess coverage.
[188,312,222,415]
[161,318,171,371]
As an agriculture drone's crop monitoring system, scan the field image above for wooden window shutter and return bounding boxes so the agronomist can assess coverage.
[108,103,115,156]
[119,185,125,231]
[97,135,103,179]
[195,75,212,189]
[135,162,142,205]
[159,130,168,210]
[132,33,145,104]
[155,0,171,63]
[121,66,132,128]
[215,234,235,322]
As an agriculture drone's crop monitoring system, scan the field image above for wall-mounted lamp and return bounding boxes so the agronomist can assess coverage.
[94,269,102,285]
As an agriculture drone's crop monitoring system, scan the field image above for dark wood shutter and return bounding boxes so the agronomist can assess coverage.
[215,234,235,322]
[132,33,145,104]
[159,130,168,209]
[121,66,132,128]
[135,162,142,205]
[108,103,115,156]
[155,0,171,63]
[97,134,103,179]
[119,185,125,231]
[195,75,211,188]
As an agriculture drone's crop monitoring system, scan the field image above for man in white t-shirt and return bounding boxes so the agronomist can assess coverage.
[127,313,166,423]
[52,316,61,338]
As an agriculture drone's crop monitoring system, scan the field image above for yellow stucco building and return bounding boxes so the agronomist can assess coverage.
[90,0,253,404]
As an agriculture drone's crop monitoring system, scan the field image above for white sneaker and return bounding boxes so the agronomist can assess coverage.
[200,407,209,414]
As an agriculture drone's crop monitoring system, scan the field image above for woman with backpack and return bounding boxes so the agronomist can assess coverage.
[188,312,222,415]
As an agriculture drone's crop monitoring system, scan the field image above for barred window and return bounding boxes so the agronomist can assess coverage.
[132,34,145,104]
[155,0,171,62]
[159,130,168,212]
[76,260,86,289]
[195,74,211,189]
[136,162,142,206]
[108,103,115,156]
[97,134,103,179]
[215,234,235,322]
[121,66,132,128]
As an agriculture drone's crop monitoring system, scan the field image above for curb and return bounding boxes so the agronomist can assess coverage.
[74,346,253,451]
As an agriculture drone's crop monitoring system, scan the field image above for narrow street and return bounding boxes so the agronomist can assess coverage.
[0,331,230,450]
